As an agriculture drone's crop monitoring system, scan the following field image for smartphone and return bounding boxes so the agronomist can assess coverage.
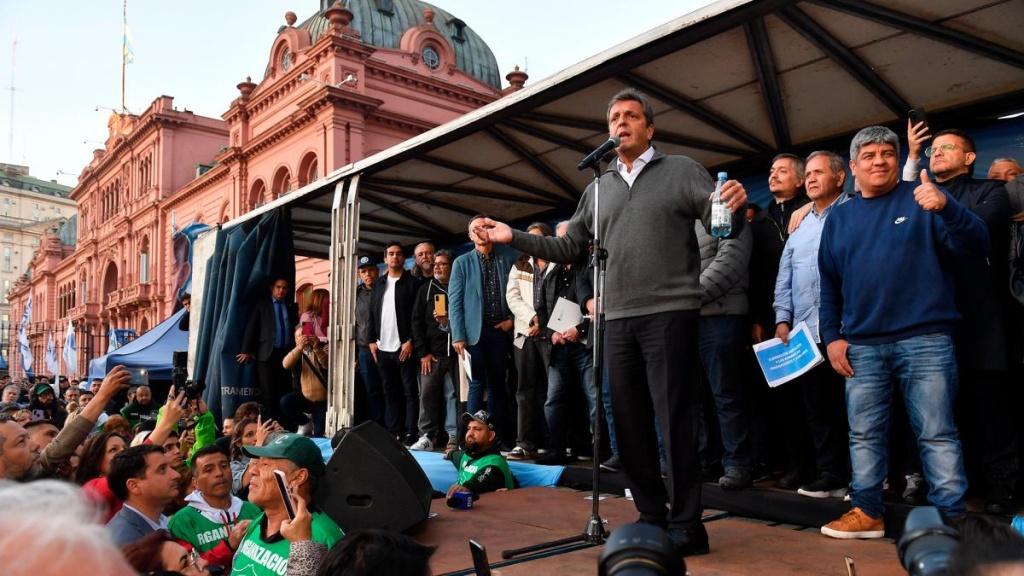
[126,368,149,386]
[469,540,491,576]
[302,322,312,337]
[274,470,297,520]
[909,107,928,131]
[434,294,447,317]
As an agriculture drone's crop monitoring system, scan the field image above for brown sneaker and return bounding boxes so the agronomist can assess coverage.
[821,507,885,539]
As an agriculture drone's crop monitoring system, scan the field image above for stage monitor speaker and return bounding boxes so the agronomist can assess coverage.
[316,421,432,533]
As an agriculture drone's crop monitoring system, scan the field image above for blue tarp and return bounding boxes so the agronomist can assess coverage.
[309,438,565,492]
[87,309,187,381]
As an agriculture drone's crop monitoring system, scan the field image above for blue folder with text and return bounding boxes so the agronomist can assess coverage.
[752,321,824,388]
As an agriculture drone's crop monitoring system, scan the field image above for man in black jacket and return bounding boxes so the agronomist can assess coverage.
[410,249,459,452]
[369,242,421,445]
[905,124,1017,514]
[536,222,596,466]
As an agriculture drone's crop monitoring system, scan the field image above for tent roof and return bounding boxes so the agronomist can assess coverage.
[221,0,1024,257]
[88,309,187,381]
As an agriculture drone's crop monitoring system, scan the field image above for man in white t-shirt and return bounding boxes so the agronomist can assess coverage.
[369,241,422,445]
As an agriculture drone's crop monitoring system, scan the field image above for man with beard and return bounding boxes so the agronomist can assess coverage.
[120,384,159,430]
[28,383,66,428]
[169,445,261,567]
[0,413,41,480]
[445,410,515,497]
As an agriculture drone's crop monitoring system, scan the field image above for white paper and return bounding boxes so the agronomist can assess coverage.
[460,349,473,382]
[751,321,825,388]
[548,297,584,334]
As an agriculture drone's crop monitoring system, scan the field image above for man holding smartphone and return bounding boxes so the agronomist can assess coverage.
[410,249,460,453]
[232,433,343,576]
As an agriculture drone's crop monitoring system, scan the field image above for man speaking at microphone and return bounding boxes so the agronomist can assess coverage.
[472,88,747,558]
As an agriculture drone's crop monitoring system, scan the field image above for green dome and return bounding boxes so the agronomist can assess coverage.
[300,0,501,89]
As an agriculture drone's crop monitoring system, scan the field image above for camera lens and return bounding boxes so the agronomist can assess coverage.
[898,507,960,576]
[599,523,684,576]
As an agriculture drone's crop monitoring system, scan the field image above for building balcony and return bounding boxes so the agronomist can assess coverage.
[69,302,101,321]
[118,283,152,309]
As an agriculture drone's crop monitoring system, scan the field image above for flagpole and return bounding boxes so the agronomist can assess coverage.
[121,0,127,113]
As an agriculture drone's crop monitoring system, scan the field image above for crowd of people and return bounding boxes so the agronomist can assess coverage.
[2,86,1024,573]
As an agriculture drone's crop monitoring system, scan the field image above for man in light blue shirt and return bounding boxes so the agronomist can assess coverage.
[773,150,850,501]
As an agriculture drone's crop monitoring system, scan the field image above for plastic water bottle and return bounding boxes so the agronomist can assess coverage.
[710,171,732,238]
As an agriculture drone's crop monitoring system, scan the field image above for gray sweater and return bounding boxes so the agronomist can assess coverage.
[509,153,745,321]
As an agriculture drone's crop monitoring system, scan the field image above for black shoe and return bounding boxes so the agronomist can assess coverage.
[776,470,804,490]
[668,524,710,557]
[600,453,621,472]
[797,474,849,498]
[718,468,752,491]
[403,434,418,447]
[535,453,568,466]
[750,462,772,483]
[985,484,1016,515]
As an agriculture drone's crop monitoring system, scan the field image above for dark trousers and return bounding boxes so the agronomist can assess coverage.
[956,368,1019,494]
[801,344,850,480]
[606,310,702,530]
[280,392,327,437]
[513,337,548,450]
[257,348,294,429]
[697,315,752,471]
[357,346,385,427]
[377,350,419,438]
[467,325,512,445]
[418,355,457,439]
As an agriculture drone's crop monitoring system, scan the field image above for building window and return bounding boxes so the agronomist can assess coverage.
[375,0,393,14]
[422,45,441,70]
[448,18,467,43]
[55,207,62,216]
[2,247,10,272]
[33,203,41,221]
[2,280,9,295]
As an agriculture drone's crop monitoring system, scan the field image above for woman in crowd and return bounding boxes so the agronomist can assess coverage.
[301,288,331,340]
[121,529,211,575]
[230,415,279,496]
[77,430,128,522]
[282,325,329,436]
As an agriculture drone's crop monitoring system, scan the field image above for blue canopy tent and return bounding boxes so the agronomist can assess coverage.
[88,309,187,382]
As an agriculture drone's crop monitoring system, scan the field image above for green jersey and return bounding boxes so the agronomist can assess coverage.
[230,510,344,576]
[167,499,262,553]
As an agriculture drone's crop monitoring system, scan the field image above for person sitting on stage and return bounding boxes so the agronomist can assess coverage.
[444,410,515,499]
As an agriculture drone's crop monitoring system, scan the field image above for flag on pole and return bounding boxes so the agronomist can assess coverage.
[18,295,33,376]
[45,332,59,376]
[107,327,120,354]
[122,15,134,65]
[63,317,77,377]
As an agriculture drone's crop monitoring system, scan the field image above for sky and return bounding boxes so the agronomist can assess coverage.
[0,0,714,189]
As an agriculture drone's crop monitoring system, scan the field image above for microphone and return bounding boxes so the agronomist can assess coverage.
[577,136,621,171]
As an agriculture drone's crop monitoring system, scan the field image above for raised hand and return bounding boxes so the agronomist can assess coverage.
[914,170,947,212]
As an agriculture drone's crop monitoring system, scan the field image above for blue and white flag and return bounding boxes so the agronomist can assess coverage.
[63,317,77,376]
[18,295,33,375]
[107,327,120,354]
[45,332,59,376]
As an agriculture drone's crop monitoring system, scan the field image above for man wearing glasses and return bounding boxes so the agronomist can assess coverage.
[905,122,1017,515]
[409,250,460,454]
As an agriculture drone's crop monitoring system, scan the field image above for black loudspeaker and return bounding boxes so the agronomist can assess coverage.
[315,421,432,533]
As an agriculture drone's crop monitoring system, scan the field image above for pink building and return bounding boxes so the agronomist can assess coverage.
[8,0,524,377]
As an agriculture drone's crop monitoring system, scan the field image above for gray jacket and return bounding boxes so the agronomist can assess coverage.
[696,221,751,317]
[509,152,745,320]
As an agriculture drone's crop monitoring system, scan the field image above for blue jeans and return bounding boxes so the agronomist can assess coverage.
[846,333,967,518]
[545,343,597,456]
[697,315,752,471]
[467,325,512,444]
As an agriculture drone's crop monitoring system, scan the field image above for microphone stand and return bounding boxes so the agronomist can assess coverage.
[501,159,609,560]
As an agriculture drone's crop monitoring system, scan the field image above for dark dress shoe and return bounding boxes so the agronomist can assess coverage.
[668,524,710,557]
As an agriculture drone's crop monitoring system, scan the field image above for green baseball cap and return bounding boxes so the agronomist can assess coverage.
[244,433,326,478]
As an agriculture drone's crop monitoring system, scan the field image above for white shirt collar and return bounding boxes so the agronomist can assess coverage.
[615,146,655,188]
